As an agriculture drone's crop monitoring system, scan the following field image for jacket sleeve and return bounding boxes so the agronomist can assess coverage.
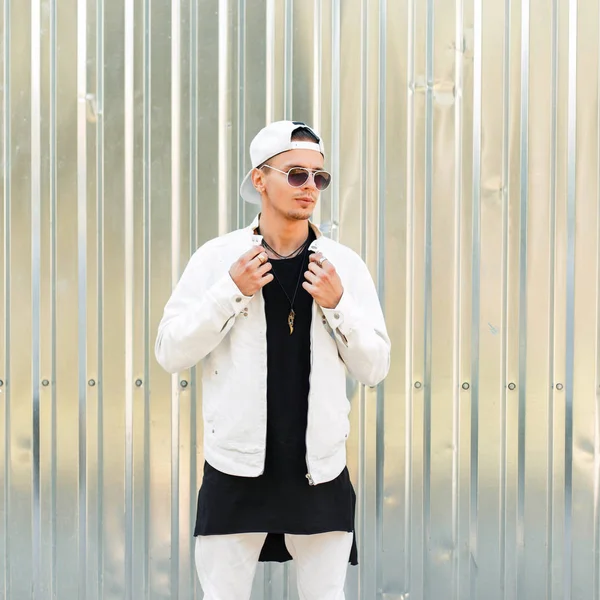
[154,246,252,374]
[320,256,390,387]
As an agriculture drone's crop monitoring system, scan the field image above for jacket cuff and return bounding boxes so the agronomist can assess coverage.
[208,272,254,317]
[322,291,355,337]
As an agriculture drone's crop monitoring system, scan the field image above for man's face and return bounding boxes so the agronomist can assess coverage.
[256,149,325,222]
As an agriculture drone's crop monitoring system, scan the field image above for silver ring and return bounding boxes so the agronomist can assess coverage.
[318,257,327,267]
[258,254,267,265]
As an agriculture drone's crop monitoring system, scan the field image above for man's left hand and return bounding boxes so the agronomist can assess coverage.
[303,253,344,309]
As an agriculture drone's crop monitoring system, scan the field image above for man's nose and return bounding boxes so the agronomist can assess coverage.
[303,173,318,191]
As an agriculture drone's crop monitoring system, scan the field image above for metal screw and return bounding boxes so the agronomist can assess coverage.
[88,379,96,387]
[135,379,143,387]
[462,382,470,390]
[414,381,422,389]
[180,380,188,388]
[42,380,49,387]
[508,383,516,391]
[556,383,564,391]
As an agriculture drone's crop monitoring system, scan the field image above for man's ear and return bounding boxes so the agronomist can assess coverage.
[251,168,265,194]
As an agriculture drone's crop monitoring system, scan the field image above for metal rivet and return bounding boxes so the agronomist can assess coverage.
[556,383,564,391]
[462,382,470,390]
[0,380,3,387]
[235,297,242,303]
[135,379,143,387]
[414,381,422,389]
[180,380,188,388]
[214,371,218,375]
[334,313,340,319]
[42,380,49,387]
[88,379,96,387]
[508,383,516,391]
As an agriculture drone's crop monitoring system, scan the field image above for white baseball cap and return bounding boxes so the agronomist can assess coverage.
[240,120,325,205]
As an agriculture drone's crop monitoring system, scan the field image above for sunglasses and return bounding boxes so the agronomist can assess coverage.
[261,164,332,191]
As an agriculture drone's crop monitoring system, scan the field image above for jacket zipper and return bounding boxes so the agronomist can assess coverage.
[305,240,322,487]
[259,287,267,475]
[305,303,316,486]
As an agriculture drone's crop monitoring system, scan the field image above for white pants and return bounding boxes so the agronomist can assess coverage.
[195,531,353,600]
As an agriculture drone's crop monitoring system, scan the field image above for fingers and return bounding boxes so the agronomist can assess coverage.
[258,261,273,276]
[241,251,267,273]
[243,245,266,262]
[230,246,273,296]
[242,256,272,294]
[304,269,317,284]
[258,273,274,288]
[252,252,269,267]
[309,252,329,268]
[307,262,326,276]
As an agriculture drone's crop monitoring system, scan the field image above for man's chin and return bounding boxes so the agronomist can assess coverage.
[287,208,314,221]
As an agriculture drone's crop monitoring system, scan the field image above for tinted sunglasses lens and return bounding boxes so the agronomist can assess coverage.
[287,168,310,187]
[314,171,331,190]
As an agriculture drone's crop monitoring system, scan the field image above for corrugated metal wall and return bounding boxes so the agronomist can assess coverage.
[1,0,600,598]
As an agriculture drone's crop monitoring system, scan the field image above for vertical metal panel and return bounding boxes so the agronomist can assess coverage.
[595,0,600,583]
[140,0,150,595]
[517,1,530,598]
[471,0,482,598]
[570,0,599,596]
[5,3,35,600]
[452,1,464,599]
[171,3,182,599]
[48,1,58,597]
[218,0,229,236]
[147,0,176,596]
[76,0,88,598]
[404,0,416,595]
[523,2,554,599]
[30,0,42,598]
[422,0,433,596]
[93,0,105,596]
[564,0,577,597]
[375,0,386,597]
[500,0,511,596]
[3,1,600,599]
[124,0,134,598]
[1,0,10,597]
[547,3,559,596]
[595,5,600,599]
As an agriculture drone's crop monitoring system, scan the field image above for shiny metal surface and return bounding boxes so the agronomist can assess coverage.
[2,1,600,599]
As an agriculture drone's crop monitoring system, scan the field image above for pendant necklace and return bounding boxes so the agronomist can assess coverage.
[262,236,309,260]
[257,227,311,334]
[270,243,309,335]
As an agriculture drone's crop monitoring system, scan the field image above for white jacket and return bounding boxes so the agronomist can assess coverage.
[155,217,390,485]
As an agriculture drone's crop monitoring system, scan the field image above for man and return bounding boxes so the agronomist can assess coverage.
[155,120,390,599]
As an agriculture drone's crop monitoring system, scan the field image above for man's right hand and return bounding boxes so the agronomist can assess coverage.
[229,246,274,297]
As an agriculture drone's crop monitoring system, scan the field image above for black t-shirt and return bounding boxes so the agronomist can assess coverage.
[194,229,357,564]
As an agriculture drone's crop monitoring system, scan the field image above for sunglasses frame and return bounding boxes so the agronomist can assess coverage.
[261,164,332,191]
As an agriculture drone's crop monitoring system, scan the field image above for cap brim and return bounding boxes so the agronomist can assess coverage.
[240,170,261,205]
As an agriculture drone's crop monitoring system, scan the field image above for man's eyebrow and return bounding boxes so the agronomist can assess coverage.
[279,162,325,170]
